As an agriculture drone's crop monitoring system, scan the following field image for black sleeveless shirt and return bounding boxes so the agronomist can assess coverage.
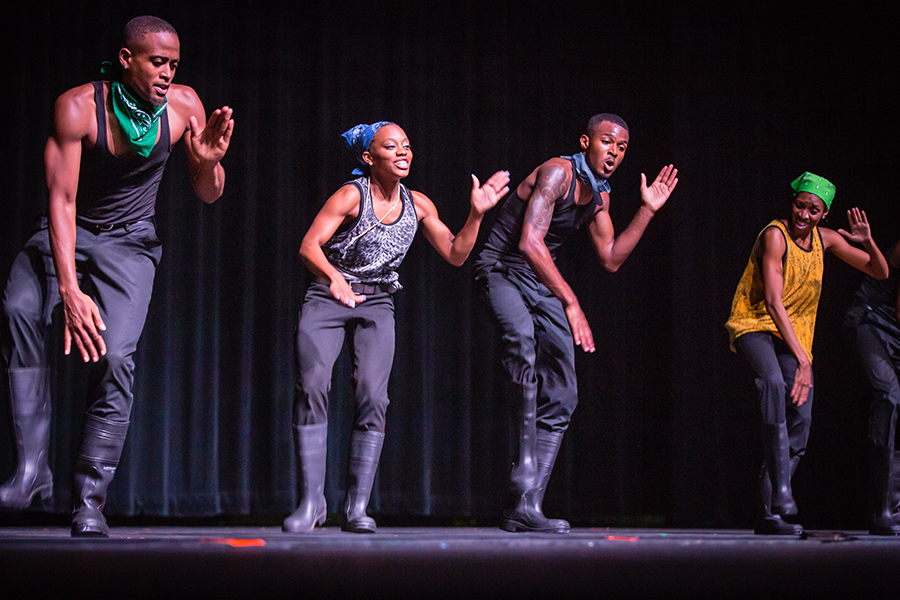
[853,267,900,329]
[474,157,603,276]
[75,81,173,226]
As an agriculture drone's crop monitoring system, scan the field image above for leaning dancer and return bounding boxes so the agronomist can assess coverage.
[843,238,900,535]
[283,122,508,534]
[725,172,888,535]
[474,113,678,532]
[0,16,233,536]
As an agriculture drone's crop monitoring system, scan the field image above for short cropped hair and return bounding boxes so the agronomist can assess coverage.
[123,16,178,48]
[587,113,629,134]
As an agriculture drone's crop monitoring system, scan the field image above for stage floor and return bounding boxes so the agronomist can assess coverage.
[2,525,899,598]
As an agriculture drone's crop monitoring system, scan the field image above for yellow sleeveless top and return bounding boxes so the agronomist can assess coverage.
[725,220,824,361]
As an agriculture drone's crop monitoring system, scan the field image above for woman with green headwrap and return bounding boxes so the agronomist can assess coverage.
[725,172,889,535]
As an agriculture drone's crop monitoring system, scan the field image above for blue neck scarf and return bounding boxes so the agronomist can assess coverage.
[561,152,611,199]
[342,121,394,175]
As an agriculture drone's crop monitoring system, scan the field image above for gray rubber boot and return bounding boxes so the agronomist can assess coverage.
[501,388,569,533]
[0,368,53,509]
[342,430,384,533]
[283,422,328,533]
[70,414,128,537]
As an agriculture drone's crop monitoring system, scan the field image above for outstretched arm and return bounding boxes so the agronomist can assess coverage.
[299,185,366,307]
[759,227,811,405]
[417,170,509,266]
[821,208,889,279]
[45,88,107,362]
[588,164,678,272]
[519,163,595,352]
[179,88,233,204]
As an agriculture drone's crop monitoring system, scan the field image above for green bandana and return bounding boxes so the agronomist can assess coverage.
[790,171,835,210]
[110,81,167,158]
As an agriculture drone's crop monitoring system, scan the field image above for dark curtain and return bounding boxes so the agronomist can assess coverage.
[1,1,897,527]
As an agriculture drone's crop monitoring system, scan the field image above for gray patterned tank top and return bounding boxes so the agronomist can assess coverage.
[322,177,419,290]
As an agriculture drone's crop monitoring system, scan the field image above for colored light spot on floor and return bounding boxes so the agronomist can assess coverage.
[201,538,266,547]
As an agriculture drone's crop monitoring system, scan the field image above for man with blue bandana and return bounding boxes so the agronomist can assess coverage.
[474,113,678,532]
[0,16,234,537]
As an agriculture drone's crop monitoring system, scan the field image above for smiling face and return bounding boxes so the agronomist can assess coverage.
[363,124,412,179]
[789,191,828,237]
[119,31,180,106]
[580,120,629,178]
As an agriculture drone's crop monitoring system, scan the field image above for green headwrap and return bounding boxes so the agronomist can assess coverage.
[790,171,835,210]
[110,81,167,158]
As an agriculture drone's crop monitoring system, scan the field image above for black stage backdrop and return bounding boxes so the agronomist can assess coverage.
[1,1,897,528]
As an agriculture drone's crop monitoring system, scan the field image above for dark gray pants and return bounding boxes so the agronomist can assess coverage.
[734,331,814,458]
[2,220,162,423]
[476,266,578,433]
[844,304,900,449]
[293,282,395,433]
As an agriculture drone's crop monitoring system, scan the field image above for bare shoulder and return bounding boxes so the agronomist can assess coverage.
[759,225,785,248]
[889,240,900,269]
[323,183,363,216]
[817,226,840,250]
[536,157,571,180]
[410,189,436,220]
[755,224,786,260]
[519,157,571,200]
[166,84,203,115]
[165,84,204,140]
[52,83,97,140]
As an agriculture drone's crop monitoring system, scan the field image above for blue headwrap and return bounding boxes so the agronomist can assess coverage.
[342,121,394,176]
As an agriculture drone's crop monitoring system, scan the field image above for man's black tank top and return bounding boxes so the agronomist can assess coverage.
[75,81,173,226]
[474,157,603,275]
[854,267,900,329]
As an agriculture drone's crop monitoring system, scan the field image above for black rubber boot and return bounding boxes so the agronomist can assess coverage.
[283,422,328,533]
[501,388,568,533]
[761,423,797,516]
[755,456,802,535]
[869,445,900,535]
[342,430,384,533]
[531,429,570,531]
[0,368,53,508]
[70,414,128,537]
[891,450,900,522]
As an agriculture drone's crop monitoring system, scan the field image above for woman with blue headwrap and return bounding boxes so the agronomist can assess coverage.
[725,172,889,535]
[283,122,509,534]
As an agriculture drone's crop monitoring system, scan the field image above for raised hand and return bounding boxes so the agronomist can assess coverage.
[470,170,510,215]
[187,106,234,165]
[837,207,874,245]
[640,164,679,213]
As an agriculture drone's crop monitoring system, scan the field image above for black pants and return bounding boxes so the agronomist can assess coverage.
[844,303,900,449]
[476,265,578,433]
[734,331,814,458]
[2,220,162,422]
[293,281,395,433]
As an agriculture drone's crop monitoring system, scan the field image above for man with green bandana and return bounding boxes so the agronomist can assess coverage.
[0,15,234,537]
